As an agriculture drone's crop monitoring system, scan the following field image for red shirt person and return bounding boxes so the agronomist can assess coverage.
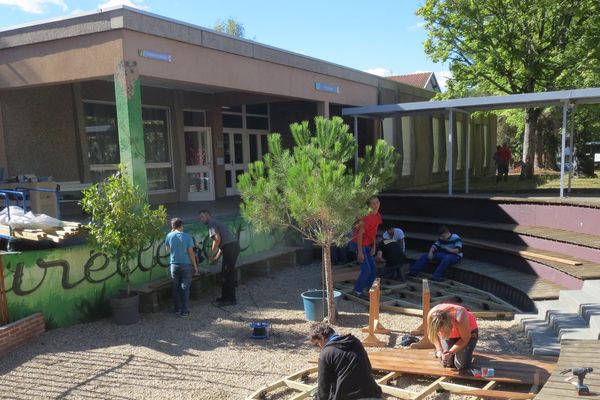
[351,197,382,298]
[496,143,511,182]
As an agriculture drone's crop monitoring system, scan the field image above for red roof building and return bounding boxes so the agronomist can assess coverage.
[388,72,441,92]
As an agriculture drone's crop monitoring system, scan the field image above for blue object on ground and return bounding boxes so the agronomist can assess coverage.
[301,289,342,321]
[249,322,270,339]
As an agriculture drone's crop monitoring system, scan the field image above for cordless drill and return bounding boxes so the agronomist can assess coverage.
[560,367,593,395]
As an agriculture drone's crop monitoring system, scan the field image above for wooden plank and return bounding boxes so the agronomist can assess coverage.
[367,348,556,385]
[437,382,535,399]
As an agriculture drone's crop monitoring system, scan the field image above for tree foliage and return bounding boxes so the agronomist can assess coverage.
[81,165,167,296]
[418,0,600,177]
[214,17,246,38]
[238,117,398,323]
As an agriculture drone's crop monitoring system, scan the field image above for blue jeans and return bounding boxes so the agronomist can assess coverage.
[349,242,377,293]
[410,252,461,280]
[170,264,193,313]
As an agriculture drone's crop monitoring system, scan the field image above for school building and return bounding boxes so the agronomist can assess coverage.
[0,6,496,205]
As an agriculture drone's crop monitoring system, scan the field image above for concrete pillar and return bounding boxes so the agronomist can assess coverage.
[114,60,147,194]
[317,101,330,119]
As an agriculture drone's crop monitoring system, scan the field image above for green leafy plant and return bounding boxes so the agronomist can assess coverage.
[238,116,398,323]
[81,165,167,296]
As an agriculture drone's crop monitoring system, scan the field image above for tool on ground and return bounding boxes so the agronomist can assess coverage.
[561,367,593,395]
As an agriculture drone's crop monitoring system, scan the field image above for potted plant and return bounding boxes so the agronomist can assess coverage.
[238,116,398,323]
[81,165,166,325]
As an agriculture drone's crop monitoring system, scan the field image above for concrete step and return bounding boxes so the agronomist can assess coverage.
[535,299,571,318]
[559,290,600,314]
[547,311,591,337]
[514,312,539,326]
[582,279,600,295]
[527,327,561,357]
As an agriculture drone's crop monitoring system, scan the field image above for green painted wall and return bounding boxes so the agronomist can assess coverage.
[2,215,285,328]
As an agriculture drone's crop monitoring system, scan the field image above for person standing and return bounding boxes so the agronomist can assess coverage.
[427,303,479,370]
[165,218,199,317]
[496,143,511,182]
[349,197,382,299]
[310,323,382,399]
[199,209,240,306]
[409,225,462,281]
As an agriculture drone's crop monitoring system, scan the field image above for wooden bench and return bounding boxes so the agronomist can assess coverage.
[131,245,298,312]
[534,339,600,399]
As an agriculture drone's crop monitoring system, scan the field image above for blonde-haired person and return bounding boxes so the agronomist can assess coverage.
[427,303,478,370]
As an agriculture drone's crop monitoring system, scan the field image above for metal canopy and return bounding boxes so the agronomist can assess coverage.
[342,87,600,198]
[342,87,600,117]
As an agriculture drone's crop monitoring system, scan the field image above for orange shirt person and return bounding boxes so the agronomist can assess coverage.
[427,303,478,370]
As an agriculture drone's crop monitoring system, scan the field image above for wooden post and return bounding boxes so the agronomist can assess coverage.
[0,257,9,325]
[410,279,434,349]
[362,278,391,347]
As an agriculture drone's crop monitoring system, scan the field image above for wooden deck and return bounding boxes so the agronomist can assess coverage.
[384,214,600,250]
[367,347,557,386]
[535,340,600,399]
[407,232,600,280]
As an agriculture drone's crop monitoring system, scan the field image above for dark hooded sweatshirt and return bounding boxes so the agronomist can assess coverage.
[317,334,382,400]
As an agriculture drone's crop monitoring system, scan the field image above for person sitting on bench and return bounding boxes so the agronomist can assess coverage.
[427,303,478,370]
[409,225,462,281]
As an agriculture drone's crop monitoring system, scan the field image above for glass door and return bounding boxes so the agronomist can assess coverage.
[185,127,215,201]
[223,131,247,196]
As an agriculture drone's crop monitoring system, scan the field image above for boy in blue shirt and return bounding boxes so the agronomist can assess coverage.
[165,218,199,316]
[409,225,462,281]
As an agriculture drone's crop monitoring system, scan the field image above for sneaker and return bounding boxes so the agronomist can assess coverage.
[354,291,369,301]
[180,311,190,317]
[174,310,181,317]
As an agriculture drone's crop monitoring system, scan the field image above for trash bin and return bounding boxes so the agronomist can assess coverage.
[301,289,342,321]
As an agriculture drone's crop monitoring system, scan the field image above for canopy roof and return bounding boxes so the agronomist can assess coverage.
[342,87,600,117]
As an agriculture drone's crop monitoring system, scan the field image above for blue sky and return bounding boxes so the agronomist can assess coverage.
[0,0,450,88]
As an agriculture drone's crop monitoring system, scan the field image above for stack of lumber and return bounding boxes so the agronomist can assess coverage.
[0,221,87,243]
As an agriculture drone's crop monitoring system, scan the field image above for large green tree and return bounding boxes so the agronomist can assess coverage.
[418,0,599,178]
[237,117,398,324]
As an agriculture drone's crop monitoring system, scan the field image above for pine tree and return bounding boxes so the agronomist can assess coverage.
[238,116,398,324]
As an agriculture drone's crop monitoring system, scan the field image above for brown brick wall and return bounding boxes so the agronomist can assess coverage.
[0,313,45,358]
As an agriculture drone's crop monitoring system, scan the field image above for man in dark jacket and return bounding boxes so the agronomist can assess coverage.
[310,323,382,400]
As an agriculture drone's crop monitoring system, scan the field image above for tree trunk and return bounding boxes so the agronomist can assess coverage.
[522,108,541,179]
[322,245,336,324]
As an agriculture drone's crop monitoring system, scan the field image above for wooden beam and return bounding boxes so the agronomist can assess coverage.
[362,278,390,348]
[411,279,434,349]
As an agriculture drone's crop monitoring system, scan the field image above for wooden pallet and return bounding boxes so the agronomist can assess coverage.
[0,221,87,243]
[335,269,520,319]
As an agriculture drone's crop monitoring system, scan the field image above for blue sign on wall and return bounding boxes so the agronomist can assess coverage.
[315,82,340,94]
[138,49,172,62]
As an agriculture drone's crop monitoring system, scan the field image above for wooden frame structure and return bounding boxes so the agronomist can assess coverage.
[247,366,540,399]
[361,278,391,347]
[409,279,434,349]
[336,270,520,319]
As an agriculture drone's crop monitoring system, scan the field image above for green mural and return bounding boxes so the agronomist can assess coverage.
[1,215,285,328]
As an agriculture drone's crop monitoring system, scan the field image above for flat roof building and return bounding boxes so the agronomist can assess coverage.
[0,6,495,204]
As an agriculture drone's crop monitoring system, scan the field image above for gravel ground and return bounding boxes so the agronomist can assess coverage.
[0,262,532,400]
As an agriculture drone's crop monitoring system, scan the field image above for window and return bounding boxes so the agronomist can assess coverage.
[401,117,412,176]
[432,117,441,173]
[83,102,174,191]
[444,118,450,172]
[456,120,463,170]
[222,104,270,130]
[183,110,206,127]
[383,118,395,148]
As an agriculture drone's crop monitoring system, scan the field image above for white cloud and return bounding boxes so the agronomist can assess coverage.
[408,21,426,31]
[365,67,394,77]
[97,0,147,10]
[436,70,452,91]
[0,0,67,14]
